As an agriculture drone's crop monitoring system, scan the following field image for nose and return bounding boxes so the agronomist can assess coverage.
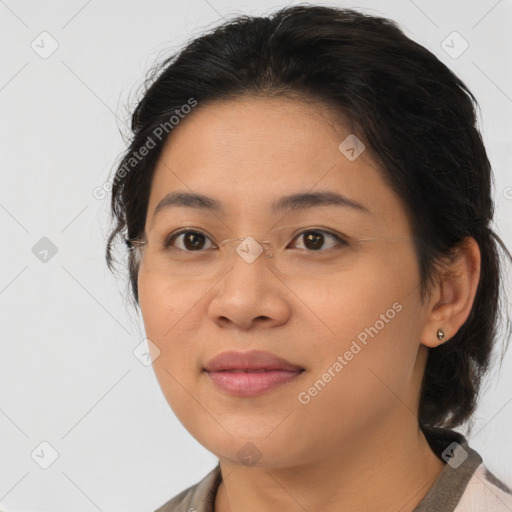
[207,243,290,331]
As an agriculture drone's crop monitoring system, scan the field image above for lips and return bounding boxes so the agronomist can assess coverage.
[204,350,304,372]
[204,350,305,396]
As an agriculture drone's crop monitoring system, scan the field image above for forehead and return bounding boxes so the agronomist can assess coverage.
[158,95,353,168]
[145,96,410,233]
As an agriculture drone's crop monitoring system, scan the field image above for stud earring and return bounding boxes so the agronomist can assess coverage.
[436,328,445,341]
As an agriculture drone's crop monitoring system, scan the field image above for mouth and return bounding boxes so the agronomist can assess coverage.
[203,350,305,396]
[205,368,305,396]
[216,368,294,372]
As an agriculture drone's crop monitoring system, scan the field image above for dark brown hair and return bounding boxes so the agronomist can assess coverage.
[105,4,511,429]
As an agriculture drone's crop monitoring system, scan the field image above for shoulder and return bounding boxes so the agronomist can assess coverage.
[454,463,512,511]
[416,425,512,512]
[154,464,222,512]
[154,484,195,512]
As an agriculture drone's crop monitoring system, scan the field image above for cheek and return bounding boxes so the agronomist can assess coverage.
[138,270,201,335]
[137,272,190,375]
[137,269,214,375]
[295,247,418,340]
[299,244,422,389]
[290,296,422,443]
[138,272,199,415]
[138,273,172,335]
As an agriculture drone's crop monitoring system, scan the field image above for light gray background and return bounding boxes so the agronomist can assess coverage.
[1,0,511,510]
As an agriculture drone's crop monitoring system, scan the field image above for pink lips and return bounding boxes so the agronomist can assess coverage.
[204,350,305,396]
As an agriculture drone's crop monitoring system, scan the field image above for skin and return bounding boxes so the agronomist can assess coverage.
[137,95,481,512]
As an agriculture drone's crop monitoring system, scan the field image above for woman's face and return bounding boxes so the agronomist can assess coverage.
[138,96,429,467]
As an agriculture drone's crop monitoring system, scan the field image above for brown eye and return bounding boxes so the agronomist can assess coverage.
[290,230,347,251]
[166,230,215,251]
[303,231,324,250]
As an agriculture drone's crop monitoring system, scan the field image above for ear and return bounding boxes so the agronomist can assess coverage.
[420,237,481,348]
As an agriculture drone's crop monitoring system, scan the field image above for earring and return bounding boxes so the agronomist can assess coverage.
[436,328,445,341]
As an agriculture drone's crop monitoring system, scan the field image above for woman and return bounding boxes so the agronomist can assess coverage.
[106,5,512,511]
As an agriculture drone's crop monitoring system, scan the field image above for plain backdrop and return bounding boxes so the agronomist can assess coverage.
[1,0,511,510]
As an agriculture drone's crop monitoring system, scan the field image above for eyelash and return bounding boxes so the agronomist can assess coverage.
[164,228,349,252]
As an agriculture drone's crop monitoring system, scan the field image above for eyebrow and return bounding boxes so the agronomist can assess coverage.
[153,190,371,217]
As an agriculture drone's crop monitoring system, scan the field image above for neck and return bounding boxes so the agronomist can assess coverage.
[214,414,446,512]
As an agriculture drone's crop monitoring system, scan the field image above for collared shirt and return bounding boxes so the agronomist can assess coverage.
[154,426,512,512]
